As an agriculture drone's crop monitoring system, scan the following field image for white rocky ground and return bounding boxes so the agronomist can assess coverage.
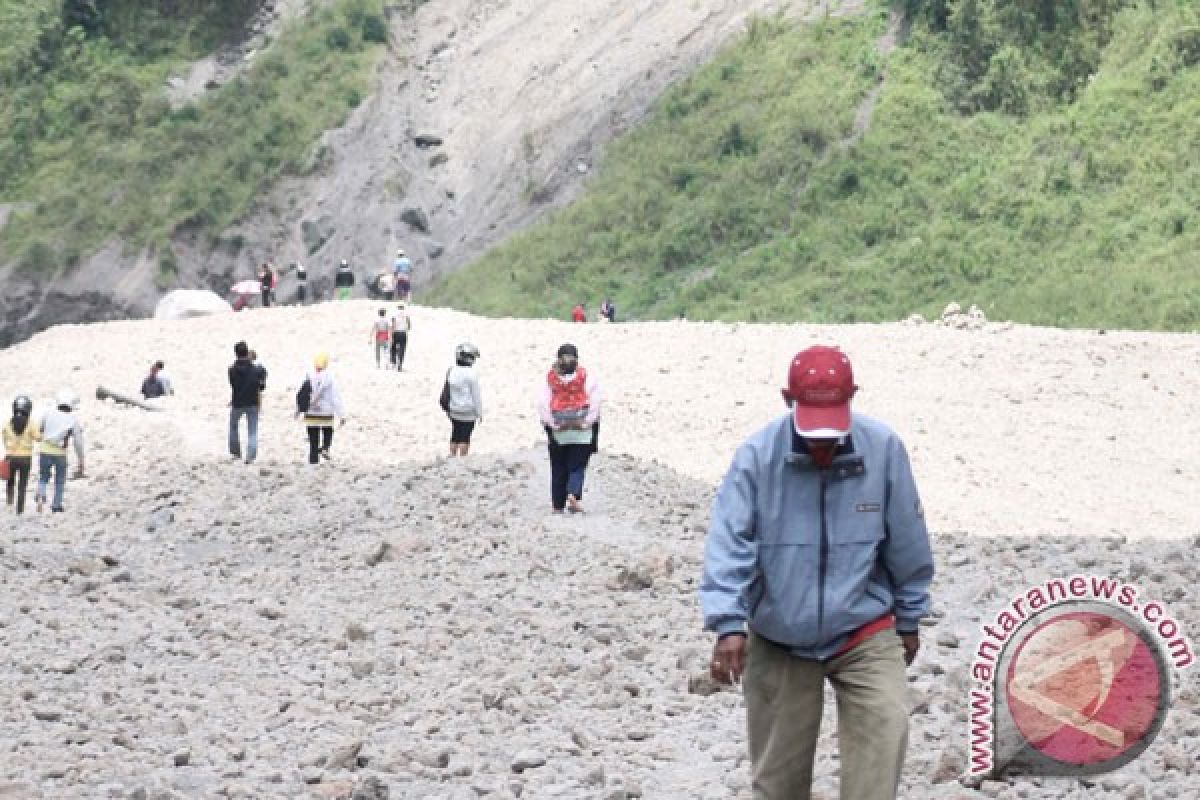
[1,304,1198,799]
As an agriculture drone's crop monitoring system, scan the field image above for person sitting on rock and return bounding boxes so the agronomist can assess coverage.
[140,361,173,400]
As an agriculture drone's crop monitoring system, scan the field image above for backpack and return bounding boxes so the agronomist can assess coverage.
[438,369,451,413]
[296,378,312,413]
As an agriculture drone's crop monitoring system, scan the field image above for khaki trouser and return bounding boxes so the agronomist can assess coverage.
[744,630,910,800]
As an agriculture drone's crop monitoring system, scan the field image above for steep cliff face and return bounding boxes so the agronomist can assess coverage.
[0,0,814,346]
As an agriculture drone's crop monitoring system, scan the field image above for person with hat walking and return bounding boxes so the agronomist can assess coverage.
[393,249,412,301]
[537,343,601,513]
[442,342,483,457]
[34,389,86,513]
[699,345,934,800]
[296,352,346,464]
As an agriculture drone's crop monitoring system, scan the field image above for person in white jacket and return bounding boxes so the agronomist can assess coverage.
[295,352,346,464]
[36,389,85,513]
[444,342,483,457]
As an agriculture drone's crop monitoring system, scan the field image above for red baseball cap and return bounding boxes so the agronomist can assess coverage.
[787,346,856,436]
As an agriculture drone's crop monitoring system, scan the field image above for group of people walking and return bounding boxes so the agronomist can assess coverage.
[5,332,932,800]
[236,248,415,309]
[3,390,86,515]
[369,304,411,369]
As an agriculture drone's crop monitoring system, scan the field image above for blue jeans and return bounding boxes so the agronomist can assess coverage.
[37,453,68,511]
[229,406,259,462]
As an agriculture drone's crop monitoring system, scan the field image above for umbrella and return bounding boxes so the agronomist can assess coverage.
[230,279,261,295]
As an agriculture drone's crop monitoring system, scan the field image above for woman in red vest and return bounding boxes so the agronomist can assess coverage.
[537,343,602,513]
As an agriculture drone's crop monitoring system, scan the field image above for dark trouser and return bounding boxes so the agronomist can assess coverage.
[450,418,476,444]
[5,456,32,514]
[546,431,592,510]
[297,285,306,304]
[391,331,408,369]
[261,288,271,307]
[307,425,334,464]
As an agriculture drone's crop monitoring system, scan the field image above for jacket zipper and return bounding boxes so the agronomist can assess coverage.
[817,470,829,641]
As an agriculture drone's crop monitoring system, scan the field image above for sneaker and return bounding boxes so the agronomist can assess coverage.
[566,495,583,514]
[51,507,64,513]
[319,448,331,461]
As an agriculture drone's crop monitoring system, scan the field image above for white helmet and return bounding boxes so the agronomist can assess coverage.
[55,388,78,410]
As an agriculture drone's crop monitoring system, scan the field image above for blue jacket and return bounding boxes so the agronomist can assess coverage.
[700,413,934,661]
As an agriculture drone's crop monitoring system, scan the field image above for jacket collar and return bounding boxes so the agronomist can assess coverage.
[785,428,865,481]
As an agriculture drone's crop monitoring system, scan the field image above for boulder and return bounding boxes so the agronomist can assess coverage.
[154,289,232,320]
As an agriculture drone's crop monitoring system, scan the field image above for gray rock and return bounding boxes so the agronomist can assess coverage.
[931,747,964,784]
[401,208,430,234]
[327,739,364,770]
[147,508,175,532]
[935,630,960,649]
[510,749,546,773]
[302,215,337,255]
[365,541,391,567]
[351,774,389,800]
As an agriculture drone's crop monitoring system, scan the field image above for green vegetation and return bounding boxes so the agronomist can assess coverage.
[427,2,1200,330]
[0,0,387,271]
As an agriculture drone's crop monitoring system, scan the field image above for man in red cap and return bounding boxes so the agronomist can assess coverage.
[700,345,934,800]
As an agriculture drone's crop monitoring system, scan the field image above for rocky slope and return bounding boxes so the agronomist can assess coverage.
[1,0,828,347]
[0,304,1198,798]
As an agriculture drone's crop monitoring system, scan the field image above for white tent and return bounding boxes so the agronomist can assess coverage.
[154,289,232,320]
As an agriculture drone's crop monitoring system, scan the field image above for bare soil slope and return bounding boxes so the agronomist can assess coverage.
[3,0,849,345]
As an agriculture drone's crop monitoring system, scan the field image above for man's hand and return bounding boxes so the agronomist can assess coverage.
[900,633,920,666]
[710,633,747,685]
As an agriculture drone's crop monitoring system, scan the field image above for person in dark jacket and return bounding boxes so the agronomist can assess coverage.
[700,345,934,800]
[228,341,267,464]
[140,361,172,399]
[259,263,275,307]
[334,259,355,301]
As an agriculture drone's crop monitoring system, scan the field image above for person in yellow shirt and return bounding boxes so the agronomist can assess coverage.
[3,395,39,515]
